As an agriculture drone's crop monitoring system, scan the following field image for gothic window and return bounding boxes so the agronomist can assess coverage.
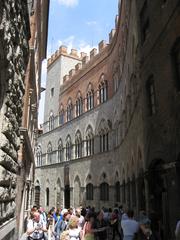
[146,75,157,115]
[47,142,53,164]
[67,99,73,122]
[59,106,64,126]
[75,131,82,158]
[100,182,109,201]
[46,188,49,207]
[99,77,108,104]
[66,135,72,161]
[34,181,40,207]
[86,183,94,200]
[58,139,63,162]
[115,181,120,202]
[76,93,83,117]
[87,91,94,110]
[140,0,149,44]
[36,145,42,166]
[172,38,180,91]
[100,132,109,153]
[98,119,110,153]
[49,112,54,131]
[86,126,94,156]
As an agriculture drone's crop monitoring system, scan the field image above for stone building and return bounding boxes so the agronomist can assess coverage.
[36,0,180,239]
[17,0,49,238]
[0,0,49,239]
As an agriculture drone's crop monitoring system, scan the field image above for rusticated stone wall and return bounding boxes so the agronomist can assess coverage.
[0,0,30,232]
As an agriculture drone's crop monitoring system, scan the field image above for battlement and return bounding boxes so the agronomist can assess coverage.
[47,45,80,67]
[50,14,119,86]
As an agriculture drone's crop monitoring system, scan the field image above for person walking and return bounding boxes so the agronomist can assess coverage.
[121,209,139,240]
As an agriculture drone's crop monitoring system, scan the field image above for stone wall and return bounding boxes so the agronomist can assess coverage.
[0,0,30,237]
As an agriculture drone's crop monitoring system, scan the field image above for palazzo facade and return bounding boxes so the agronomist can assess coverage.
[35,1,180,239]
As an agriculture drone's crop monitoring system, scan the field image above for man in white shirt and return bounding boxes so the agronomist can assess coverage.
[27,212,47,239]
[121,209,139,240]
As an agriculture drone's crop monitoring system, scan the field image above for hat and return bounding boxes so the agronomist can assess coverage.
[61,208,68,215]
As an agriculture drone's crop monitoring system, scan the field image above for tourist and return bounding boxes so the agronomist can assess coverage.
[121,209,139,240]
[26,211,47,240]
[68,215,81,240]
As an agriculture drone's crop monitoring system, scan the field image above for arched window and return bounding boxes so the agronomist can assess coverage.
[46,188,49,207]
[100,132,109,152]
[100,182,109,201]
[99,75,108,104]
[98,119,110,153]
[75,131,82,158]
[86,126,94,156]
[36,145,42,166]
[86,183,94,200]
[86,84,94,110]
[59,105,64,125]
[34,181,40,207]
[76,93,83,117]
[67,99,73,122]
[66,135,72,161]
[172,38,180,91]
[49,112,54,131]
[58,139,63,162]
[47,142,53,164]
[115,181,120,202]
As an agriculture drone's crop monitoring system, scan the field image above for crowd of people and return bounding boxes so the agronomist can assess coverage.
[23,204,177,240]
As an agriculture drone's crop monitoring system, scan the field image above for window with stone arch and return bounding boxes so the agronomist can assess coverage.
[59,104,64,126]
[98,74,108,104]
[36,145,42,166]
[66,135,72,161]
[67,98,73,122]
[172,38,180,92]
[34,180,40,207]
[76,91,83,117]
[86,83,94,111]
[49,111,54,131]
[58,139,63,162]
[100,182,109,201]
[86,125,94,156]
[47,142,53,164]
[75,130,82,159]
[98,119,110,153]
[86,183,94,200]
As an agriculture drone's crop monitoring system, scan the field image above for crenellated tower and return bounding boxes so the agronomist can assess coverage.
[44,46,82,123]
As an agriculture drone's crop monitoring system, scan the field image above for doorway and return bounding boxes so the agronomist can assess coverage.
[64,185,70,208]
